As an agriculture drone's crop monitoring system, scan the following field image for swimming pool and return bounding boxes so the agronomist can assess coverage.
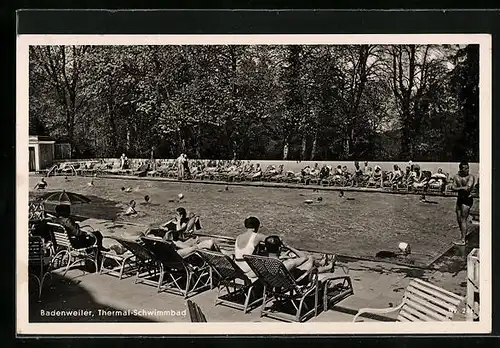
[29,175,479,268]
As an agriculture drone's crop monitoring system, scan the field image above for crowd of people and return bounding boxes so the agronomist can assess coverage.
[138,158,456,194]
[53,154,474,199]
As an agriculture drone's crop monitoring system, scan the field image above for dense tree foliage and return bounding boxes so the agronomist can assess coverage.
[29,44,479,162]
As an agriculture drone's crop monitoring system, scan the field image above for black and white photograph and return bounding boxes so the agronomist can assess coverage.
[17,34,491,335]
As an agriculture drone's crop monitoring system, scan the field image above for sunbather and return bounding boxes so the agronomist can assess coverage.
[352,161,364,186]
[367,165,383,187]
[319,165,330,180]
[363,161,372,176]
[234,216,267,279]
[342,166,352,181]
[428,168,448,191]
[333,165,343,181]
[311,163,320,177]
[262,165,277,180]
[248,163,262,180]
[385,164,404,188]
[263,235,340,283]
[269,164,286,181]
[54,204,109,252]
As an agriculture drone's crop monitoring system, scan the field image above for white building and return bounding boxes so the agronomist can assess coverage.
[29,135,55,172]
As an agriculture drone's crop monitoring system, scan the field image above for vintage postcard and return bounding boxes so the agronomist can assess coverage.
[16,34,491,335]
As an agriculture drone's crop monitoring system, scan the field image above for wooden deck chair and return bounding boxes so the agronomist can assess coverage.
[46,222,98,276]
[99,237,139,280]
[29,236,53,299]
[141,237,212,299]
[187,300,208,322]
[353,278,464,322]
[198,250,263,313]
[243,254,321,322]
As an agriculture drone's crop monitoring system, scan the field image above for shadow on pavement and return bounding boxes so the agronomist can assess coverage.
[29,272,155,322]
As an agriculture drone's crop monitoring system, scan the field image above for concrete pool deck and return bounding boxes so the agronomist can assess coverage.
[29,253,468,323]
[29,219,474,323]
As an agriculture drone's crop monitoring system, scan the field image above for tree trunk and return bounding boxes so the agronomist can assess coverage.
[310,132,318,160]
[301,136,307,161]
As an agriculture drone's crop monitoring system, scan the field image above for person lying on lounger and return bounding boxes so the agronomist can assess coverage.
[153,207,196,241]
[248,163,263,180]
[269,164,286,181]
[262,165,277,180]
[263,235,342,284]
[428,168,447,191]
[311,163,320,176]
[403,166,412,183]
[319,165,330,180]
[54,204,109,252]
[406,164,421,187]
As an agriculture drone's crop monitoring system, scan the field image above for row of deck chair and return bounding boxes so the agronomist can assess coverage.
[28,223,465,323]
[97,238,355,322]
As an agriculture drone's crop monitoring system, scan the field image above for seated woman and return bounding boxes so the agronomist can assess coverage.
[53,204,109,252]
[233,216,267,280]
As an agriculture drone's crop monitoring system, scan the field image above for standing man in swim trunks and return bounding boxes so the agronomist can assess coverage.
[451,161,476,246]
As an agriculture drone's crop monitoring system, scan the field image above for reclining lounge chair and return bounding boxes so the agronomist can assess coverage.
[141,236,212,298]
[243,254,354,322]
[198,250,263,313]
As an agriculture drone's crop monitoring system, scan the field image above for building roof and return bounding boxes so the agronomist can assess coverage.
[29,135,56,143]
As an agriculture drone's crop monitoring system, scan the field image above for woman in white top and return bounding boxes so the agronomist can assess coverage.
[234,216,267,278]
